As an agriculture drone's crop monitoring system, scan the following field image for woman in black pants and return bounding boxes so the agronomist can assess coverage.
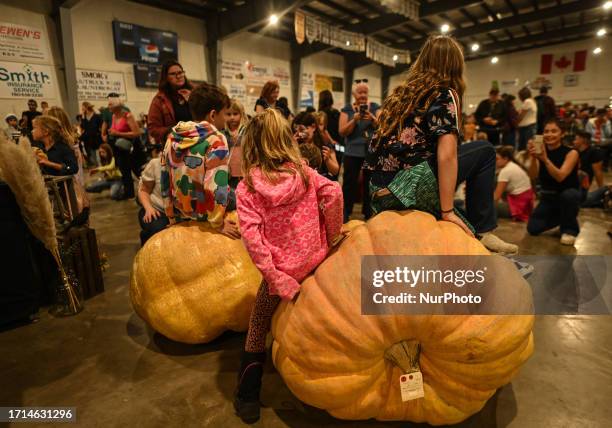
[364,35,517,254]
[107,96,141,199]
[527,119,581,246]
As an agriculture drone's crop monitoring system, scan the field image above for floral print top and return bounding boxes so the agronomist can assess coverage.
[364,88,460,187]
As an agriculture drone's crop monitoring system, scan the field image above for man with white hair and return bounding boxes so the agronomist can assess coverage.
[338,79,381,222]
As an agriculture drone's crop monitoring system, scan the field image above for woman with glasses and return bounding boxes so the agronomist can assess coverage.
[339,79,380,221]
[147,60,194,145]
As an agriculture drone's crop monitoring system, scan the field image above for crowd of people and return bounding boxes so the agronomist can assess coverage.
[467,82,611,245]
[2,54,610,249]
[1,34,611,423]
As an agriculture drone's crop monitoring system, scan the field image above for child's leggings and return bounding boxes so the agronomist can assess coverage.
[245,281,281,353]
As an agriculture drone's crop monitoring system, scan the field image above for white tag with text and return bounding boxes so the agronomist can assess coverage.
[399,371,424,401]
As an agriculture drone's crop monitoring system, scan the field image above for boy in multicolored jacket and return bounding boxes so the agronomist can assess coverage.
[160,82,240,238]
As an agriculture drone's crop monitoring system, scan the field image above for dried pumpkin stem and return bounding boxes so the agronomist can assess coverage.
[384,339,421,373]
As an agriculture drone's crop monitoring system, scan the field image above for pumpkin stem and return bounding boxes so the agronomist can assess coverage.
[384,339,421,373]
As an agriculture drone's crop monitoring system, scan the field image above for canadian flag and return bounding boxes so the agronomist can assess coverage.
[540,51,587,74]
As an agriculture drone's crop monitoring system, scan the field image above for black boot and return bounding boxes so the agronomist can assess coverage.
[234,351,266,424]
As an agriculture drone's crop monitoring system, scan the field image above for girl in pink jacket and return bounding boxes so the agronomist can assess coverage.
[233,108,343,423]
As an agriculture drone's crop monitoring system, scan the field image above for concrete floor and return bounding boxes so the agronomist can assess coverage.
[1,190,611,428]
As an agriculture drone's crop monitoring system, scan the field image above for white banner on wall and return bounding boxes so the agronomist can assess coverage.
[0,22,49,63]
[220,59,290,110]
[300,72,314,107]
[76,69,126,100]
[0,62,56,99]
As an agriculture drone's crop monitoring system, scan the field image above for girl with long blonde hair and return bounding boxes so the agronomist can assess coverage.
[233,108,343,423]
[364,35,517,254]
[47,106,86,186]
[31,115,78,176]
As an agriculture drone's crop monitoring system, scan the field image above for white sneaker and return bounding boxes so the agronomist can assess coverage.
[480,232,519,255]
[560,234,576,246]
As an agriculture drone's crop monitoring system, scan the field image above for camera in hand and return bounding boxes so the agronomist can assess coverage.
[296,131,308,144]
[359,104,368,114]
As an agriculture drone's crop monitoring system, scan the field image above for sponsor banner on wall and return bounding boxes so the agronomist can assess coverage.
[221,60,244,82]
[0,22,49,63]
[227,83,246,102]
[221,59,290,109]
[300,72,314,108]
[273,67,290,87]
[77,69,126,100]
[0,62,56,99]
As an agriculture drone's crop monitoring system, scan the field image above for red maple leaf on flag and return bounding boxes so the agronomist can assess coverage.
[541,51,587,74]
[554,55,571,70]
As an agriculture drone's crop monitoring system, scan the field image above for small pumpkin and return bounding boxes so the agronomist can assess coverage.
[130,213,261,344]
[271,210,534,426]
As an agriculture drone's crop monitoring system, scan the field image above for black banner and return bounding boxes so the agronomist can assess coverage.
[112,21,177,65]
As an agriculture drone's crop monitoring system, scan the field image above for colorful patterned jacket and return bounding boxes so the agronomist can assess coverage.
[160,121,232,228]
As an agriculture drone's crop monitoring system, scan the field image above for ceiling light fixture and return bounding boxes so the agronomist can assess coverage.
[392,54,399,61]
[593,47,602,55]
[597,28,607,37]
[269,14,279,25]
[491,56,499,64]
[346,40,351,46]
[604,2,612,11]
[440,24,450,33]
[471,43,480,52]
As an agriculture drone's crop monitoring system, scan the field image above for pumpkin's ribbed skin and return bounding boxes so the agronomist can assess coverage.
[271,210,534,426]
[130,219,261,344]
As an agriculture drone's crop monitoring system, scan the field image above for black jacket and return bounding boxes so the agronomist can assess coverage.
[34,140,78,176]
[475,99,506,130]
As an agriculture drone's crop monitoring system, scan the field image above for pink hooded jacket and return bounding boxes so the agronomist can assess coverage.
[236,165,343,300]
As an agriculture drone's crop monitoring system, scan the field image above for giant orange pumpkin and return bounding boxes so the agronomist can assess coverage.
[130,215,261,344]
[271,210,534,426]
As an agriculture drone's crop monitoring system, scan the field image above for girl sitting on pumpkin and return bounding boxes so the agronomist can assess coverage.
[233,108,343,423]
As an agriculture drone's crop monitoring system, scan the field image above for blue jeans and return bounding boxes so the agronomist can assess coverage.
[86,179,123,200]
[138,207,169,246]
[527,188,581,236]
[518,125,536,151]
[454,140,498,234]
[581,186,609,208]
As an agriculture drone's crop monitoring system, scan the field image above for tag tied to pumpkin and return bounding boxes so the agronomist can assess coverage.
[400,371,425,401]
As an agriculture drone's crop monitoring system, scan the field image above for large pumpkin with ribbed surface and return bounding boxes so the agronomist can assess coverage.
[271,210,534,426]
[130,214,261,344]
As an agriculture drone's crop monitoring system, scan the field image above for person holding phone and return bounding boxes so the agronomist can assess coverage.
[339,80,380,221]
[527,118,581,245]
[292,111,339,180]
